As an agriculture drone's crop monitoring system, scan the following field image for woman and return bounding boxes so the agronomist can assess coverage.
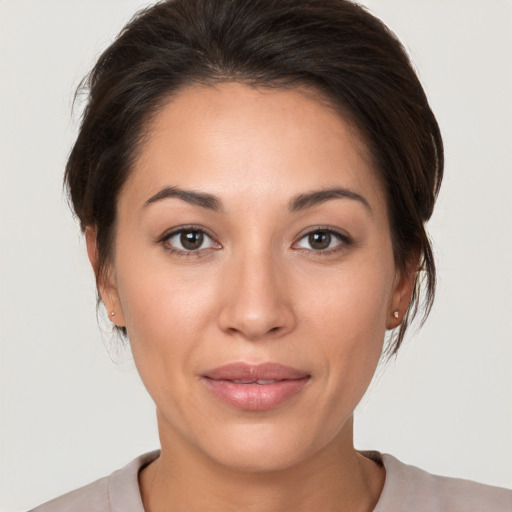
[28,0,511,510]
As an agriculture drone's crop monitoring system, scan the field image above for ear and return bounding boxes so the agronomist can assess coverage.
[387,252,420,330]
[85,227,126,327]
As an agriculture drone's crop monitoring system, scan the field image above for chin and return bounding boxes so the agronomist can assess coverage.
[192,419,339,473]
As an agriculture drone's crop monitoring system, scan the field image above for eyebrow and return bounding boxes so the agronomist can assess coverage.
[143,185,371,214]
[143,186,223,212]
[289,188,372,213]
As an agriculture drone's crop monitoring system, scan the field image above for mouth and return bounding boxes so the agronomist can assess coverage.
[201,362,311,411]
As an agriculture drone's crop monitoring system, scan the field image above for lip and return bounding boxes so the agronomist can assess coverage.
[201,362,310,411]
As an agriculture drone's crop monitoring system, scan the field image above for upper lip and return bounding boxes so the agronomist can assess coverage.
[202,362,309,381]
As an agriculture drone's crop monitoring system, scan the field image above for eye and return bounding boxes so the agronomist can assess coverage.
[162,227,220,253]
[293,229,349,252]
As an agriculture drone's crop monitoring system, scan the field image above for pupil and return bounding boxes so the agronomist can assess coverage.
[309,231,331,250]
[181,231,203,250]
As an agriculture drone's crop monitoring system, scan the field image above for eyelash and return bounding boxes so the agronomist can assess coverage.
[158,226,352,258]
[292,227,352,255]
[158,225,221,258]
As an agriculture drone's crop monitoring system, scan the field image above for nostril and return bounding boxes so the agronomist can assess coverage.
[224,323,287,341]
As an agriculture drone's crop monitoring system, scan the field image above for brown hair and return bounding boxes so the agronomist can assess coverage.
[66,0,443,354]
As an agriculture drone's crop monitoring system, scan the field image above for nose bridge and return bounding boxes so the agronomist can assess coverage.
[217,242,295,340]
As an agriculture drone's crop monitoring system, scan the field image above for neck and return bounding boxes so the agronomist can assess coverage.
[139,415,384,512]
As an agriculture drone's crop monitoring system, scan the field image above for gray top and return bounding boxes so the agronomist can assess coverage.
[31,451,512,512]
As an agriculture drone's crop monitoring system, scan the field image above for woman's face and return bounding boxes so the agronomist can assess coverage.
[94,83,411,471]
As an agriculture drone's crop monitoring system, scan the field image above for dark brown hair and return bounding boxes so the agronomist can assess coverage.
[66,0,443,354]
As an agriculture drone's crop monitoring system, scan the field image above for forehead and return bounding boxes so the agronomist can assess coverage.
[123,82,385,213]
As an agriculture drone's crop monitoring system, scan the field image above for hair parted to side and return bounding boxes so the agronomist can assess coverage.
[66,0,443,355]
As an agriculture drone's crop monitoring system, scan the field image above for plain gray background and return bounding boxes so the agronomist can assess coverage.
[1,1,511,511]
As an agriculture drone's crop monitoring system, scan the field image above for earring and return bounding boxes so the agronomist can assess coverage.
[393,310,399,319]
[110,311,116,318]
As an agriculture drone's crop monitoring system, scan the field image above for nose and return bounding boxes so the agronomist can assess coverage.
[217,250,297,341]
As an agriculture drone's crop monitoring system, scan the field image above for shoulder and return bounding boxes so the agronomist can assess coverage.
[29,451,160,512]
[29,476,109,512]
[375,453,512,512]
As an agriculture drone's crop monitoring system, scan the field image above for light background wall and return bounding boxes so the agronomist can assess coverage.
[1,1,511,510]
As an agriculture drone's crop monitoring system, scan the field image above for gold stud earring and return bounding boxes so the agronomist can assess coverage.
[393,311,399,319]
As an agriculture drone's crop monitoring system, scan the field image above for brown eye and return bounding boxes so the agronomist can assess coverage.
[308,231,332,250]
[180,230,204,250]
[294,228,349,253]
[164,228,219,253]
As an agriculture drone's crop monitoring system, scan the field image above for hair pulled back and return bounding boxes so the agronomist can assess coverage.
[66,0,443,354]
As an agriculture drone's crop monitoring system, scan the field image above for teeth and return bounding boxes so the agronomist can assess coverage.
[231,379,277,384]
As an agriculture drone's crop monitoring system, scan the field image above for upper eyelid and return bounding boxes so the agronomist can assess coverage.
[158,225,217,243]
[291,228,353,254]
[159,227,221,256]
[294,226,351,242]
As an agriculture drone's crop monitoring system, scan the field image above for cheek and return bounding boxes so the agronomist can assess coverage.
[300,254,394,344]
[112,243,220,382]
[297,253,394,398]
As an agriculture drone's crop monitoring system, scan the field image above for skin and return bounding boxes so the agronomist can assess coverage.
[86,82,416,511]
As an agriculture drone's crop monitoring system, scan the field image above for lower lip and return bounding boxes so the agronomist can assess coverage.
[202,378,310,411]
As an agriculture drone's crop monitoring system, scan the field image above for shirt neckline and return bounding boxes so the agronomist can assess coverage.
[108,450,402,512]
